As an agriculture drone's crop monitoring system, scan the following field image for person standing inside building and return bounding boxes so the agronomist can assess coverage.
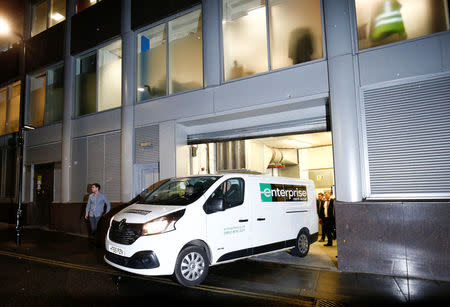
[84,183,111,235]
[316,193,325,242]
[320,191,335,246]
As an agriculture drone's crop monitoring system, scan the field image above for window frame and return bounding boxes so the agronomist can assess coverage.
[73,38,123,118]
[219,0,326,84]
[27,62,65,128]
[351,0,450,53]
[135,4,204,104]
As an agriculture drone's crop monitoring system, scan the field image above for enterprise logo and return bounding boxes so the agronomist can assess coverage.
[259,183,308,202]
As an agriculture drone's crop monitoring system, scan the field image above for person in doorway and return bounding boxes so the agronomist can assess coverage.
[85,183,111,236]
[316,193,325,242]
[320,191,335,246]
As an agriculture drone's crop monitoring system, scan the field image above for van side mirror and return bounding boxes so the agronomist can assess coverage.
[204,198,225,214]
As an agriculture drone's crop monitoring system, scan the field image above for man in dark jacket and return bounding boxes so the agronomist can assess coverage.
[319,191,335,246]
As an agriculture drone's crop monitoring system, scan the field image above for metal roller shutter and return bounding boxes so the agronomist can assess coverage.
[363,75,450,198]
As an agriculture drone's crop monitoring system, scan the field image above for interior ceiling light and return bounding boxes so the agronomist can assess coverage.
[51,13,64,21]
[90,0,97,3]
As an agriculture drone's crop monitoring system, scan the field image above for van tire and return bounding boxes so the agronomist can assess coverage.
[174,246,209,287]
[292,230,310,258]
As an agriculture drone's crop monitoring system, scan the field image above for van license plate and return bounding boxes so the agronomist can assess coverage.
[109,245,124,256]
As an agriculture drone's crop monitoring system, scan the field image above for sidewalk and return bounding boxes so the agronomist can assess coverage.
[1,223,449,305]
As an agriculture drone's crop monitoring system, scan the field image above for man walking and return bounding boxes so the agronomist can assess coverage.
[85,183,111,235]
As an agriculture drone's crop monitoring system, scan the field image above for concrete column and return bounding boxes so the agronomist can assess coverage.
[203,0,222,87]
[61,0,76,203]
[120,0,135,202]
[323,0,363,202]
[159,121,176,180]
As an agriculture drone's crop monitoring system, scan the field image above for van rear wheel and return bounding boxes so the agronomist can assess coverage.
[292,230,310,258]
[174,246,209,286]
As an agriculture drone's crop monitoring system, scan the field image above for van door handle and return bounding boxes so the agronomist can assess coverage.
[239,219,248,223]
[257,218,265,221]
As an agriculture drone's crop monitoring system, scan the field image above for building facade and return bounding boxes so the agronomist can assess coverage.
[0,0,449,282]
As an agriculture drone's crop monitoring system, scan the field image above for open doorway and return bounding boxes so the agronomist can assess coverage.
[188,131,337,269]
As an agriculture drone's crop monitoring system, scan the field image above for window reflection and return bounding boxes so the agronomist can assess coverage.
[76,0,102,13]
[356,0,450,50]
[169,9,203,95]
[269,0,323,69]
[222,0,268,81]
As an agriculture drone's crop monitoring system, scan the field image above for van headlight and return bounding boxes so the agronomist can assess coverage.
[142,210,185,236]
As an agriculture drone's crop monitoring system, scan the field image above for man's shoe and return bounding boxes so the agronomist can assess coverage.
[324,243,332,246]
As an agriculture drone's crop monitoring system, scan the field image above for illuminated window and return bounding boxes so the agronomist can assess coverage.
[222,0,323,81]
[355,0,450,50]
[75,40,122,117]
[76,0,102,13]
[0,82,21,136]
[31,0,66,37]
[29,65,64,127]
[137,8,203,102]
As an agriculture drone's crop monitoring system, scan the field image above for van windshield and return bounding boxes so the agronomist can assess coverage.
[141,176,222,206]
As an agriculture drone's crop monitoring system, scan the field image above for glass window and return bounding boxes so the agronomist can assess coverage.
[6,83,20,134]
[137,24,167,101]
[75,52,97,116]
[269,0,323,70]
[31,0,48,37]
[206,178,245,212]
[222,0,268,81]
[29,65,64,127]
[168,9,203,95]
[76,0,102,13]
[355,0,450,50]
[49,0,66,28]
[136,8,203,103]
[29,74,46,127]
[75,40,122,117]
[45,65,64,124]
[0,88,6,135]
[98,40,122,112]
[31,0,66,37]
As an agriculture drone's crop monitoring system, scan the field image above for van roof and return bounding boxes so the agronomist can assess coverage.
[180,173,314,185]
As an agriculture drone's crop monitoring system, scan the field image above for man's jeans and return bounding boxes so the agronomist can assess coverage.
[89,215,102,234]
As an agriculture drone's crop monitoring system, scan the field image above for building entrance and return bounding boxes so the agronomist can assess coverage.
[188,131,337,270]
[32,162,54,226]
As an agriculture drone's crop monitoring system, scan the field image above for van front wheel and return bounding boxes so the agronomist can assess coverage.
[292,230,310,258]
[174,246,209,286]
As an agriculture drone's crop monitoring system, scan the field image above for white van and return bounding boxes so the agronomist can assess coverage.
[104,174,318,286]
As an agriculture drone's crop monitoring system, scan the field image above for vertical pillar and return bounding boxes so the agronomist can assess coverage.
[120,0,135,202]
[323,0,362,202]
[61,0,76,203]
[203,0,222,87]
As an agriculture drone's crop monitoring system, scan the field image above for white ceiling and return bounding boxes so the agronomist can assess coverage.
[254,131,332,149]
